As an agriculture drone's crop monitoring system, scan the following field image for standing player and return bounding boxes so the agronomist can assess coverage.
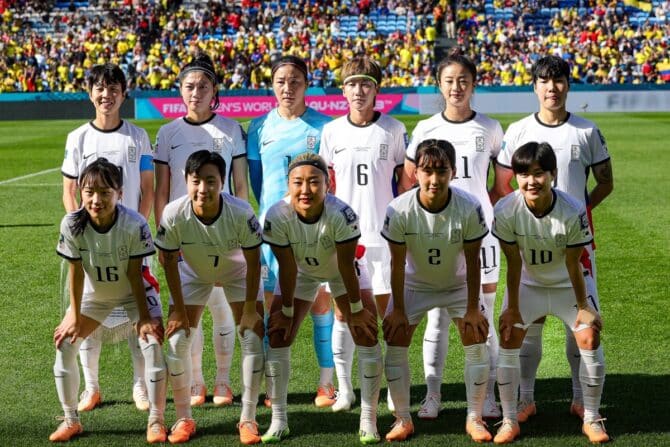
[247,55,336,407]
[492,142,607,444]
[382,140,491,443]
[52,160,166,443]
[154,54,247,408]
[401,50,504,419]
[155,151,265,445]
[61,63,162,415]
[261,153,380,443]
[319,55,407,412]
[491,55,613,422]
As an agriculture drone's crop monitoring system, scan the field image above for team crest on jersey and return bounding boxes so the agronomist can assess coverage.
[118,245,129,260]
[341,206,357,224]
[213,138,224,153]
[227,239,239,250]
[555,234,567,247]
[306,136,317,150]
[475,136,485,152]
[140,224,152,249]
[450,229,462,243]
[571,145,580,161]
[128,146,137,162]
[379,144,388,160]
[247,216,261,235]
[321,235,334,249]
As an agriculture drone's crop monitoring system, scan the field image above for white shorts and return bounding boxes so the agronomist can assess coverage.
[81,295,142,324]
[480,232,500,285]
[355,255,372,291]
[364,245,391,295]
[502,274,600,331]
[142,266,163,318]
[387,287,469,326]
[171,269,263,306]
[275,272,347,302]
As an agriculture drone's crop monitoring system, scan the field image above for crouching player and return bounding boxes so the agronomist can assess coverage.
[52,159,166,442]
[154,150,265,445]
[492,142,607,444]
[261,153,380,443]
[381,139,491,442]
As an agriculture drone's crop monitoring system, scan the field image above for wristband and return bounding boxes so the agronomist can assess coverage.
[281,305,294,318]
[350,299,364,314]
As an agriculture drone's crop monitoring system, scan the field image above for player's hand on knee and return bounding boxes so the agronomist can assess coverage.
[382,309,409,343]
[349,307,377,341]
[460,308,489,343]
[166,310,190,338]
[499,308,524,342]
[268,310,293,341]
[575,306,602,332]
[54,316,80,349]
[239,308,262,337]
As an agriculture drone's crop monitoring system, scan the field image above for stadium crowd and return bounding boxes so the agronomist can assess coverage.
[0,0,667,92]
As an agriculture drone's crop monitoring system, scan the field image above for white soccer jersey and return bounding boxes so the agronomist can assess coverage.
[154,114,246,199]
[320,112,407,247]
[262,194,361,281]
[154,193,262,284]
[492,189,593,287]
[406,111,503,224]
[62,121,153,211]
[382,187,489,291]
[57,205,156,301]
[497,113,610,204]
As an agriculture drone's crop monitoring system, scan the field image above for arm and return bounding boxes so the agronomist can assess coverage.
[498,240,524,342]
[490,163,514,205]
[161,249,190,337]
[248,159,263,205]
[336,239,377,339]
[588,160,613,209]
[459,239,488,343]
[127,256,162,342]
[239,246,262,333]
[382,241,409,342]
[398,158,416,193]
[154,163,170,228]
[138,170,154,220]
[268,244,297,340]
[62,177,79,212]
[232,156,249,201]
[566,246,602,330]
[54,260,84,348]
[393,164,407,195]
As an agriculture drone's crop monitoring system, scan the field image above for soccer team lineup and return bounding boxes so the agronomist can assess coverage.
[37,49,621,446]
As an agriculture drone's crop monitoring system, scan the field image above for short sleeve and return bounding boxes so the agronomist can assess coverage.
[394,122,409,165]
[490,120,504,159]
[246,119,261,161]
[262,206,290,247]
[137,129,154,171]
[56,215,81,260]
[498,124,519,168]
[492,201,515,244]
[239,206,263,249]
[155,210,181,251]
[566,209,593,248]
[463,203,489,242]
[232,123,247,158]
[381,204,405,244]
[588,126,610,167]
[61,131,80,179]
[319,126,334,166]
[130,220,156,258]
[153,125,170,165]
[333,203,361,243]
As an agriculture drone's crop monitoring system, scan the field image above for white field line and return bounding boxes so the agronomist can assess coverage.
[0,167,59,185]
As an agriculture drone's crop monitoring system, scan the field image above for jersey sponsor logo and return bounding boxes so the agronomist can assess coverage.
[306,135,317,150]
[555,234,566,247]
[341,206,357,224]
[475,136,485,152]
[379,144,388,160]
[450,228,462,243]
[118,245,129,260]
[571,145,581,161]
[128,145,137,162]
[247,216,261,235]
[213,138,224,153]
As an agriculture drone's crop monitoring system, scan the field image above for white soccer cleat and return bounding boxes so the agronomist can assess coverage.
[332,391,356,412]
[417,393,441,420]
[133,381,150,411]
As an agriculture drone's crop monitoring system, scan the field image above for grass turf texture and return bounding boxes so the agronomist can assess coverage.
[0,113,668,446]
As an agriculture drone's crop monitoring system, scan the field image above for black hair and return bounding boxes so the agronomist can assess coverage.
[511,142,557,174]
[271,55,309,82]
[435,47,477,83]
[287,152,329,181]
[532,55,571,85]
[71,158,123,236]
[180,53,220,110]
[415,139,456,171]
[86,63,127,94]
[184,150,227,182]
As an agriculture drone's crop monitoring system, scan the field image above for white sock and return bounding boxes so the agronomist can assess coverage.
[519,323,543,403]
[496,348,520,421]
[266,346,290,428]
[190,322,205,386]
[422,307,450,397]
[79,336,101,392]
[140,334,166,422]
[54,337,83,420]
[209,290,235,385]
[128,335,146,386]
[333,319,355,397]
[564,324,583,404]
[385,345,410,419]
[579,346,606,422]
[166,329,193,419]
[482,291,499,400]
[239,330,264,423]
[358,344,382,433]
[464,343,489,419]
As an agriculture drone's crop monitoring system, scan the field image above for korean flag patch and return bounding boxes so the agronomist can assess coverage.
[140,224,153,249]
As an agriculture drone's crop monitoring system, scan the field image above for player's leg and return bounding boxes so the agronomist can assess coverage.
[77,334,103,412]
[208,287,236,407]
[310,286,336,408]
[419,306,450,420]
[517,317,544,422]
[332,305,356,411]
[481,283,501,419]
[140,333,167,443]
[189,320,207,406]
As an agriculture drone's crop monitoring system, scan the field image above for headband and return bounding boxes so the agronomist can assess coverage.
[271,61,308,80]
[288,159,329,177]
[342,74,379,85]
[180,64,217,83]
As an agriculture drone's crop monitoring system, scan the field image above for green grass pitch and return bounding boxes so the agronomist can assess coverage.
[0,113,668,445]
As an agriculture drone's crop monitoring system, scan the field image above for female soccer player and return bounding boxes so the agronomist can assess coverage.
[247,55,336,407]
[61,63,162,414]
[261,153,380,443]
[155,150,265,445]
[492,55,613,422]
[52,159,166,443]
[382,139,491,443]
[154,54,247,408]
[492,142,607,444]
[319,55,408,412]
[401,50,504,420]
